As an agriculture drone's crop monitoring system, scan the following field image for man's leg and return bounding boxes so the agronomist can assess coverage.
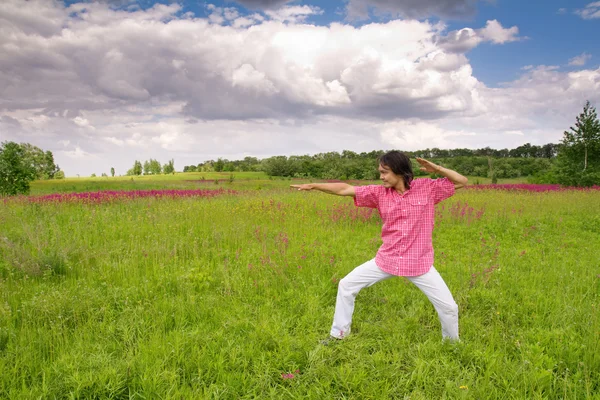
[330,259,393,339]
[407,266,459,341]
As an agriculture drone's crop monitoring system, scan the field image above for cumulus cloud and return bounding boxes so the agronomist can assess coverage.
[104,137,124,146]
[569,53,592,67]
[265,5,324,23]
[575,1,600,19]
[478,19,521,44]
[73,116,95,129]
[0,1,518,127]
[61,146,95,159]
[345,0,483,20]
[229,0,291,11]
[206,4,253,25]
[437,20,521,53]
[223,0,484,20]
[379,120,474,150]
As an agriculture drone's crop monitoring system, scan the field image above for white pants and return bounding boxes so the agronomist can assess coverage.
[330,259,459,341]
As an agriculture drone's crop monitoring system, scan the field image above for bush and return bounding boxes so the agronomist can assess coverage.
[528,170,558,184]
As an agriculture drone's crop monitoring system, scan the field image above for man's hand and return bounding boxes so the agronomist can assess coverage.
[290,184,314,191]
[416,157,441,174]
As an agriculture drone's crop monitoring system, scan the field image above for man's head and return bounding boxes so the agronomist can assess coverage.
[378,150,414,190]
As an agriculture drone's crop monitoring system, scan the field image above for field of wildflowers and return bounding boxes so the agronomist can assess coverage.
[0,175,598,398]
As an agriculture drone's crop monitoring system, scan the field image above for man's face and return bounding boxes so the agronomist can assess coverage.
[378,164,401,188]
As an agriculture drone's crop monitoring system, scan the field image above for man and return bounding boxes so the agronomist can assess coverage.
[291,151,468,342]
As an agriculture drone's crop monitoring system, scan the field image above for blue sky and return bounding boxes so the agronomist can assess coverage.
[465,0,599,85]
[2,0,599,176]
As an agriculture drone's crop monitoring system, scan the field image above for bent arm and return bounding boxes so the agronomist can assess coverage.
[290,183,356,197]
[435,166,468,190]
[416,157,468,190]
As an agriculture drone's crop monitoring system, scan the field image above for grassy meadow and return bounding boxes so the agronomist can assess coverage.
[0,173,599,399]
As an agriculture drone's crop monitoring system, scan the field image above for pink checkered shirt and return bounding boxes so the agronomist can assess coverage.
[354,177,455,276]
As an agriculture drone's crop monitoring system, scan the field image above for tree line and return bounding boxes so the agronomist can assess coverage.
[183,145,557,177]
[180,101,599,186]
[126,159,175,176]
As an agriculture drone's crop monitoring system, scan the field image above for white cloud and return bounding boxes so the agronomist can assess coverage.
[438,20,522,53]
[104,137,124,146]
[478,20,521,44]
[224,8,240,20]
[231,64,278,95]
[575,2,600,19]
[0,1,512,124]
[345,0,482,20]
[265,5,323,23]
[379,120,474,150]
[73,116,94,129]
[568,53,592,66]
[228,0,290,11]
[61,146,94,159]
[125,132,144,147]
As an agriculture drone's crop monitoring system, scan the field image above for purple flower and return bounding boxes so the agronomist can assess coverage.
[21,188,237,204]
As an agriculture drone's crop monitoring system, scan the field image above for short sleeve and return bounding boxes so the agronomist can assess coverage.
[430,177,455,204]
[354,185,380,209]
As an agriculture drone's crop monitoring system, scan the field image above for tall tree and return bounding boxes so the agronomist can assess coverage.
[134,160,142,175]
[562,101,600,171]
[0,141,37,196]
[555,101,600,186]
[163,159,175,174]
[148,159,162,175]
[110,167,115,177]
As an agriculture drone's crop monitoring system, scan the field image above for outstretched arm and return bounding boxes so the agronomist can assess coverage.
[290,183,356,197]
[416,157,468,190]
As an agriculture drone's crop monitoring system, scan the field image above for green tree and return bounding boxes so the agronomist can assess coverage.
[110,167,115,177]
[214,158,225,172]
[0,141,37,196]
[127,160,143,176]
[148,159,162,175]
[19,144,59,179]
[556,101,600,186]
[262,156,294,177]
[134,160,142,175]
[163,159,175,174]
[42,150,59,179]
[562,101,600,171]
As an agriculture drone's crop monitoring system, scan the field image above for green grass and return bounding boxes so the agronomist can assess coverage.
[29,172,529,196]
[0,178,598,398]
[30,172,272,195]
